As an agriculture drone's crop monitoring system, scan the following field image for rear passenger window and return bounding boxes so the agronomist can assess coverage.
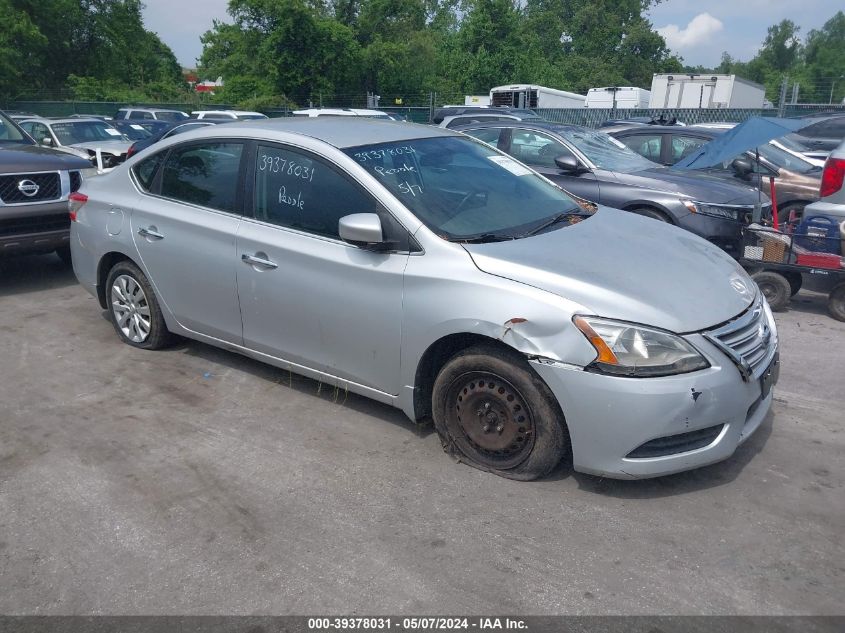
[466,128,503,146]
[128,111,152,120]
[160,142,244,212]
[132,152,166,192]
[620,134,663,162]
[254,144,377,238]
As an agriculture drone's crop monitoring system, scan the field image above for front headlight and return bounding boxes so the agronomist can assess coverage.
[574,316,710,377]
[682,200,741,221]
[81,167,99,179]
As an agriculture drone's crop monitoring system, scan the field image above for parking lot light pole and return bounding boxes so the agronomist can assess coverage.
[830,75,845,104]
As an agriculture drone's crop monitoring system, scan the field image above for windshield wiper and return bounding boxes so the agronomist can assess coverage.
[519,210,592,238]
[453,232,516,244]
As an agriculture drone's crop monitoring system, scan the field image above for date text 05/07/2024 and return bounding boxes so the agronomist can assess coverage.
[307,617,528,630]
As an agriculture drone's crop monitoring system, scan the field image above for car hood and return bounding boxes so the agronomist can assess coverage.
[0,142,92,170]
[464,207,756,333]
[614,167,764,204]
[69,140,131,154]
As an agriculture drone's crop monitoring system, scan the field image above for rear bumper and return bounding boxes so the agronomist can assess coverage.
[530,336,776,479]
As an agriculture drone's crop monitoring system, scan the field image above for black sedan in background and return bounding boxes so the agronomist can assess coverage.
[456,121,769,255]
[608,124,822,223]
[126,120,223,158]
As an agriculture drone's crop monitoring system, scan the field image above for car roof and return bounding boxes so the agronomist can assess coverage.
[612,125,719,135]
[119,107,186,113]
[450,120,585,134]
[181,118,457,148]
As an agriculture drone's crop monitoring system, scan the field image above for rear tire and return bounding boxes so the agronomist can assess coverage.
[105,260,174,350]
[752,271,791,311]
[784,271,803,297]
[432,344,570,481]
[829,283,845,322]
[629,206,671,223]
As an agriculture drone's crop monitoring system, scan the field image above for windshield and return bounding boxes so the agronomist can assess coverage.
[155,111,189,122]
[344,136,589,240]
[50,121,127,145]
[0,112,32,144]
[114,123,153,140]
[557,127,658,171]
[236,114,267,120]
[756,142,817,174]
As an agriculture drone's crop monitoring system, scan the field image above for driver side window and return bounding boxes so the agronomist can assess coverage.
[509,130,573,168]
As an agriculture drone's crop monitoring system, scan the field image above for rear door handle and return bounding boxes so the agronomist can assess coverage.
[138,226,164,240]
[241,253,278,269]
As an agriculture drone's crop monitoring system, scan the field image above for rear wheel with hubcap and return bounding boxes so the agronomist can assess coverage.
[105,260,173,349]
[432,345,569,480]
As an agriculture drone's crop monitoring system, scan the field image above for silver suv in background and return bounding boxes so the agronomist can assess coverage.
[70,119,778,481]
[112,107,189,122]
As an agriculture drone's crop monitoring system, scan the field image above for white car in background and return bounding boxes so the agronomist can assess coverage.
[191,110,269,121]
[292,108,392,119]
[19,117,132,171]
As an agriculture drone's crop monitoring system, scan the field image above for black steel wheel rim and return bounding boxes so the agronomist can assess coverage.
[444,371,536,470]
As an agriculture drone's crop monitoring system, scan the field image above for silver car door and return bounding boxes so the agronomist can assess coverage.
[236,142,408,395]
[130,141,245,344]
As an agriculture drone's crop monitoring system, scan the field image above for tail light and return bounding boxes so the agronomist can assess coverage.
[820,157,845,198]
[69,192,88,222]
[126,143,137,159]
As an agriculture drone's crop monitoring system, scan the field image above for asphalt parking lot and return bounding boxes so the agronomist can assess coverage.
[1,252,843,616]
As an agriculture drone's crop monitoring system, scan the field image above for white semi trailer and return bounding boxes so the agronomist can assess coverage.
[586,87,651,109]
[649,74,766,109]
[490,84,586,109]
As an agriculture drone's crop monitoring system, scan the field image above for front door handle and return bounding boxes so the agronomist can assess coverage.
[138,226,164,240]
[241,253,278,269]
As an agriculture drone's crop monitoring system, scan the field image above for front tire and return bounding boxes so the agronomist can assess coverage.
[432,345,569,481]
[56,245,72,266]
[629,206,671,223]
[105,260,173,349]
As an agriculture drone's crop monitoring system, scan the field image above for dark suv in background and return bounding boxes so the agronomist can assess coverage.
[0,111,92,263]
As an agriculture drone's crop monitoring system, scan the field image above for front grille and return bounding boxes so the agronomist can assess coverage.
[705,296,776,379]
[0,172,61,203]
[627,424,725,458]
[0,213,69,237]
[69,171,82,192]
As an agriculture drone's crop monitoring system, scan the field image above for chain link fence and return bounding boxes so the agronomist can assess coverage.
[5,96,843,125]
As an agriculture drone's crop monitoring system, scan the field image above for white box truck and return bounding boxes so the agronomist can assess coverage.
[490,84,586,109]
[649,74,765,109]
[464,95,491,106]
[586,87,651,109]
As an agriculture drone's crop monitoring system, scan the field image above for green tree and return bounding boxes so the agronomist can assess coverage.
[0,0,47,98]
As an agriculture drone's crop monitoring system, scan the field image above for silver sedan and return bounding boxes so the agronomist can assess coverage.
[69,119,779,480]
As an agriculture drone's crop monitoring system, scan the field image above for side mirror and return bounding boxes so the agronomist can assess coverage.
[731,158,753,176]
[42,137,53,146]
[339,213,384,247]
[555,155,583,173]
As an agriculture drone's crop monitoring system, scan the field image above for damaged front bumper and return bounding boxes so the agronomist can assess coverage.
[530,334,777,479]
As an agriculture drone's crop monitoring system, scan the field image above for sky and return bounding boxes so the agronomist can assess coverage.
[141,0,839,71]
